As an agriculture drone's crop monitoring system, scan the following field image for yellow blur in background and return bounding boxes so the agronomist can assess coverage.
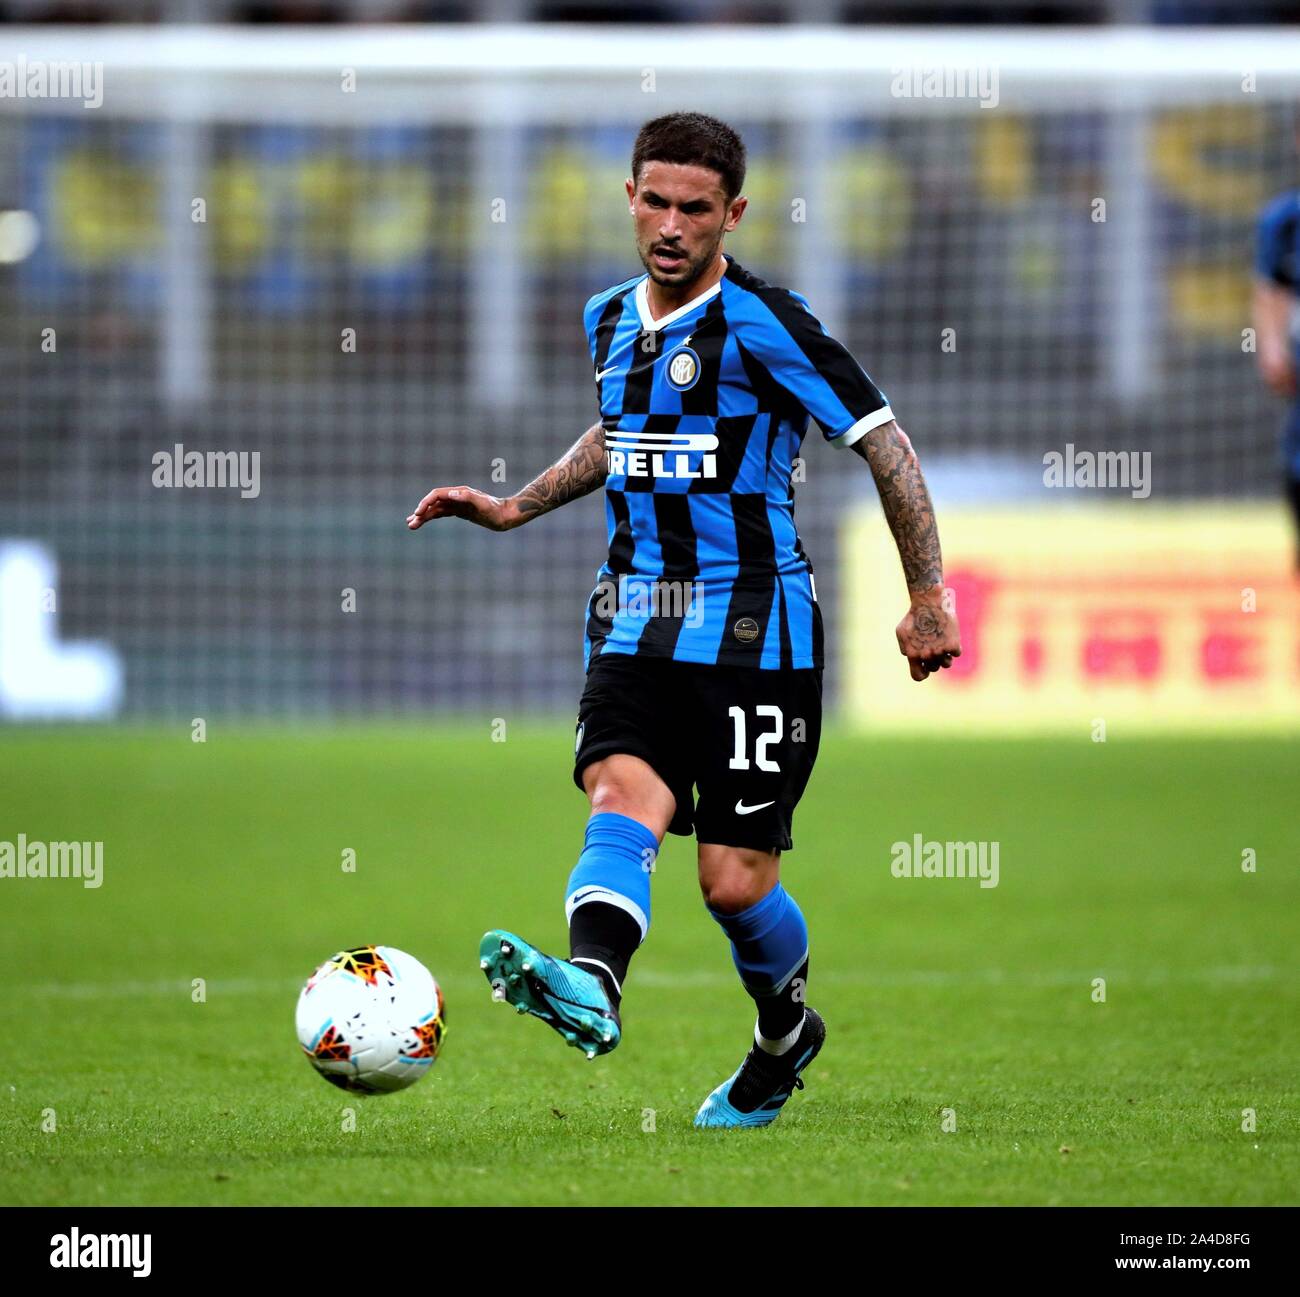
[843,505,1300,733]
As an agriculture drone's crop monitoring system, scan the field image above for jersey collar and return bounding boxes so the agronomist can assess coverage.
[635,272,723,332]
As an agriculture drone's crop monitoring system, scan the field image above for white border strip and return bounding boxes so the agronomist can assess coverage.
[3,26,1299,124]
[1,25,1300,81]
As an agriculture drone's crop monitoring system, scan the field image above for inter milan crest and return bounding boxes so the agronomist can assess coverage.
[664,345,701,391]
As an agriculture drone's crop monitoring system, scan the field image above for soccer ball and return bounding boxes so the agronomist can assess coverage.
[295,945,446,1093]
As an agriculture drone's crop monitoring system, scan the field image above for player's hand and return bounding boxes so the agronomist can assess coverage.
[1259,345,1297,398]
[896,587,962,682]
[406,486,521,532]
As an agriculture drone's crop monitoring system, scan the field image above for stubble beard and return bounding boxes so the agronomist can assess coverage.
[637,229,724,293]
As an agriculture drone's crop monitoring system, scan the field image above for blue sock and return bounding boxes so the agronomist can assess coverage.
[566,813,658,1004]
[709,883,809,1044]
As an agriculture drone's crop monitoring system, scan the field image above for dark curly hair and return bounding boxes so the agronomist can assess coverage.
[631,112,747,202]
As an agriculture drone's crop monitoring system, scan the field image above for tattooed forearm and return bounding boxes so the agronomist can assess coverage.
[512,422,607,521]
[852,420,944,593]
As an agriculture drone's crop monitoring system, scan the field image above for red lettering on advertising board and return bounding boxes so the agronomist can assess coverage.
[940,571,992,681]
[1200,622,1261,681]
[1082,612,1161,681]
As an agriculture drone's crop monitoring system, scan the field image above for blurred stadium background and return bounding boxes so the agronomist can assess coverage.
[2,1,1299,728]
[5,1,1300,1213]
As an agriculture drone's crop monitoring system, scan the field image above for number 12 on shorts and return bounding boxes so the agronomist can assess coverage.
[728,704,783,771]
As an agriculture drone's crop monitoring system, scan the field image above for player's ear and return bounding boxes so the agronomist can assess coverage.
[625,176,636,212]
[725,195,747,232]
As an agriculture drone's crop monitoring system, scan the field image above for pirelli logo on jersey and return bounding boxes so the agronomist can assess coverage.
[605,429,718,480]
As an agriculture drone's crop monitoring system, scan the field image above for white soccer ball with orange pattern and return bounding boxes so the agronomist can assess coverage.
[295,945,446,1093]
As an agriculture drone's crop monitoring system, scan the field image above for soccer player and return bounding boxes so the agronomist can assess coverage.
[1253,182,1300,569]
[407,113,960,1128]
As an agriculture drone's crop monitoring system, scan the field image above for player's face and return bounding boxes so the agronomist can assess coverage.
[626,162,745,289]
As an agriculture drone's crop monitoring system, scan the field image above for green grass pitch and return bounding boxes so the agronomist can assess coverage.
[3,725,1296,1206]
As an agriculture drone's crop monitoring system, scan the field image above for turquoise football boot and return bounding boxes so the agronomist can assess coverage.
[478,929,621,1059]
[694,1008,826,1128]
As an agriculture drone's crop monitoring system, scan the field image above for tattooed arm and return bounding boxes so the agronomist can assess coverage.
[512,421,608,524]
[406,422,606,533]
[851,419,962,682]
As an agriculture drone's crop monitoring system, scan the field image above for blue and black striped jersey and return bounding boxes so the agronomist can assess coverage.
[581,254,893,670]
[1257,189,1300,363]
[1257,188,1300,301]
[1256,189,1300,477]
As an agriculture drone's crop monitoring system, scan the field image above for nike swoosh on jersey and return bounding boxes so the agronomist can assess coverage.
[735,799,776,815]
[594,365,620,381]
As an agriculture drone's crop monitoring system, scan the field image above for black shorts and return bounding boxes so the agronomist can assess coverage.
[572,652,823,852]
